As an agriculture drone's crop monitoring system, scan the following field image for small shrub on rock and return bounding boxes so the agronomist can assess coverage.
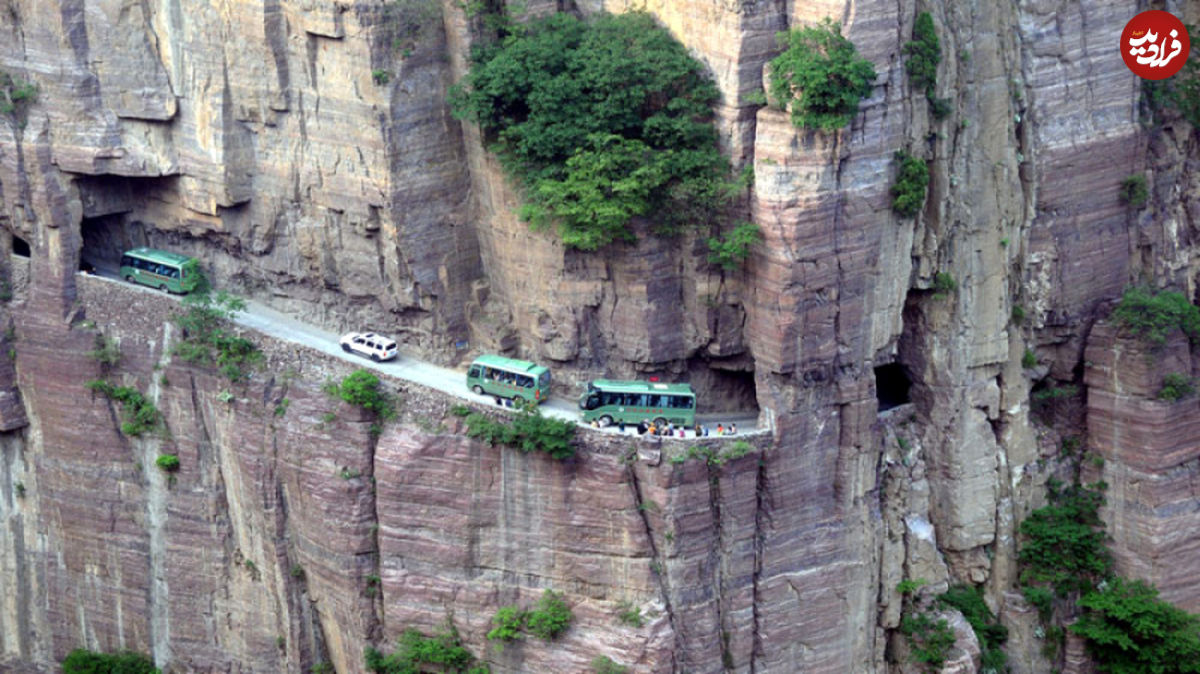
[155,454,180,472]
[365,625,487,674]
[325,370,397,426]
[525,590,573,640]
[486,606,527,642]
[1119,174,1148,207]
[86,380,161,437]
[1158,373,1195,402]
[891,150,929,218]
[1112,287,1200,347]
[769,18,877,131]
[62,648,159,674]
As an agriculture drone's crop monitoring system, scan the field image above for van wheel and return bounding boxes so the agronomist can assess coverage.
[371,353,380,362]
[599,415,613,428]
[159,284,169,293]
[472,385,484,395]
[124,275,134,284]
[341,344,351,353]
[654,417,668,428]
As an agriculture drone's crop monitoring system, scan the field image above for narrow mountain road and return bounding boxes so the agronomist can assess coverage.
[87,268,763,435]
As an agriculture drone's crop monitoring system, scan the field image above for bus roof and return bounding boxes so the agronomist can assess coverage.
[590,380,695,396]
[471,354,549,375]
[123,247,195,266]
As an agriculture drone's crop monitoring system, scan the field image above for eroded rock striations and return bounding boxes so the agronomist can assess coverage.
[1,0,1199,672]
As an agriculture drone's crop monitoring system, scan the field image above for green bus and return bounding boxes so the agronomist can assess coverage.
[579,380,696,428]
[466,355,551,404]
[119,248,197,294]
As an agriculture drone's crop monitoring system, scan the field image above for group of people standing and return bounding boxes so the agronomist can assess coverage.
[594,420,737,437]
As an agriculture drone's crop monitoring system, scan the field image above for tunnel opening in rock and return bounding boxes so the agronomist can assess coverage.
[874,363,912,411]
[80,214,140,272]
[688,361,759,415]
[12,234,30,257]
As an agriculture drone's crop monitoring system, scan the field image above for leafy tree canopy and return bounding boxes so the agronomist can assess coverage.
[769,18,877,131]
[1072,577,1200,673]
[450,11,730,250]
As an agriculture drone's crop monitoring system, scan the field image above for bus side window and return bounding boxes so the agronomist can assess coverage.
[602,392,618,406]
[517,375,532,388]
[469,366,480,378]
[683,397,694,409]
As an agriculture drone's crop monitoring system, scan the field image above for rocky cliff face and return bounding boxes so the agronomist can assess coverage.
[2,0,1199,672]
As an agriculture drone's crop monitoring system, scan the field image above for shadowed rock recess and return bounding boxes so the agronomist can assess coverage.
[1,0,1199,672]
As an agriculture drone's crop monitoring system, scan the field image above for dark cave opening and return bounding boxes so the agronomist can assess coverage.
[686,362,759,415]
[12,234,30,257]
[80,214,138,273]
[874,362,912,411]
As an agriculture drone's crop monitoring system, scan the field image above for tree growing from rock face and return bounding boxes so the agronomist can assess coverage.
[768,18,877,131]
[449,11,730,250]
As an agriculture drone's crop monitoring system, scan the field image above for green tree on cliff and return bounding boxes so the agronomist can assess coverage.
[449,11,731,250]
[768,18,877,131]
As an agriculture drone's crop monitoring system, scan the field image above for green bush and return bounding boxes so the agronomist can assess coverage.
[463,407,575,459]
[1018,481,1111,596]
[87,334,122,368]
[1011,304,1026,325]
[707,222,762,271]
[932,272,956,298]
[172,272,263,382]
[450,12,730,250]
[525,590,573,640]
[372,69,390,85]
[1072,577,1200,673]
[487,605,527,642]
[62,648,159,674]
[904,12,940,97]
[1021,584,1054,621]
[1022,348,1037,369]
[769,18,877,131]
[86,380,160,437]
[591,655,629,674]
[938,584,1008,672]
[325,370,397,424]
[900,612,956,670]
[891,150,929,217]
[365,626,488,673]
[0,71,38,117]
[1119,174,1148,207]
[616,601,645,627]
[1141,26,1200,127]
[1112,287,1200,346]
[1158,373,1196,402]
[896,578,928,595]
[155,454,180,472]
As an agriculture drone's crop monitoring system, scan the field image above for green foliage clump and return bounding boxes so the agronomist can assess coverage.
[707,222,762,271]
[900,611,956,670]
[938,584,1008,673]
[372,69,390,85]
[1071,577,1200,673]
[450,11,730,250]
[904,12,940,97]
[525,590,574,640]
[325,370,397,421]
[1112,287,1200,347]
[1021,584,1054,621]
[1159,373,1196,402]
[1011,304,1026,325]
[486,606,527,642]
[155,454,180,472]
[463,406,575,460]
[1022,348,1037,369]
[87,334,122,368]
[896,578,928,595]
[616,601,645,627]
[591,655,629,674]
[1018,480,1111,596]
[365,626,489,674]
[0,70,38,117]
[891,150,929,217]
[769,18,877,131]
[86,380,161,436]
[1119,174,1148,208]
[932,272,957,299]
[172,269,263,382]
[62,648,159,674]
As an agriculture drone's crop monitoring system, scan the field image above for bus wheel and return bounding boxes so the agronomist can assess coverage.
[598,415,613,428]
[159,284,169,293]
[472,385,484,395]
[654,417,668,428]
[124,275,134,284]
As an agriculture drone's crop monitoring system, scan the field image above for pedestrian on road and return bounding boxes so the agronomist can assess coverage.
[693,423,702,437]
[730,423,737,435]
[618,420,626,433]
[717,423,724,435]
[678,427,684,438]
